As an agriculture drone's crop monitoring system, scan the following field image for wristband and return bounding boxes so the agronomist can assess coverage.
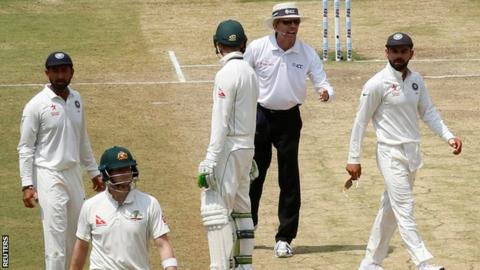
[162,258,177,269]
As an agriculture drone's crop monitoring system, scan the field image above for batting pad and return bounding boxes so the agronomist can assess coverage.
[201,189,234,269]
[232,212,254,269]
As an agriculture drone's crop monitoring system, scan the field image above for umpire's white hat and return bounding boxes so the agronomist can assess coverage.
[265,2,308,29]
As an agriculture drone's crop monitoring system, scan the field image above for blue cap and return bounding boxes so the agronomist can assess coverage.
[45,51,73,68]
[386,32,413,48]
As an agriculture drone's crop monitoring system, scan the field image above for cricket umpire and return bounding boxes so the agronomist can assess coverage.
[346,32,462,270]
[244,2,334,257]
[17,51,104,269]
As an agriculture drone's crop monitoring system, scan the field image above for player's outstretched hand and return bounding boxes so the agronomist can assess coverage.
[23,187,37,208]
[91,174,105,192]
[448,137,462,155]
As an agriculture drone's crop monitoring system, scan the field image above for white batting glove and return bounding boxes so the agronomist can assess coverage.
[198,159,217,189]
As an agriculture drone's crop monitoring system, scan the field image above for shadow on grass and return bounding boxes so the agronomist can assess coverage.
[255,244,395,255]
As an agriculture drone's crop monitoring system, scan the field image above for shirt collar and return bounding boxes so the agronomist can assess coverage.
[42,84,73,100]
[386,62,411,82]
[219,51,244,66]
[106,188,136,207]
[268,34,300,54]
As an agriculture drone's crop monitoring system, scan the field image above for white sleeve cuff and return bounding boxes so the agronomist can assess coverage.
[21,179,33,188]
[347,156,361,164]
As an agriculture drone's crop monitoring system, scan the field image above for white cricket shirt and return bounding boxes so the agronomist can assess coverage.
[17,85,99,187]
[244,34,333,110]
[348,63,455,165]
[76,189,170,270]
[205,51,259,162]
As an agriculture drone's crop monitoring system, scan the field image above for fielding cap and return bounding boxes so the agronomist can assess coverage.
[386,32,414,48]
[45,51,73,68]
[213,19,247,47]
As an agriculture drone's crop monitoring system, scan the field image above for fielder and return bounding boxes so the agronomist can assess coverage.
[69,146,177,270]
[17,51,104,270]
[346,32,462,270]
[198,19,259,270]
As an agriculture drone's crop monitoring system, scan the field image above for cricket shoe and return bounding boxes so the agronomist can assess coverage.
[274,240,293,258]
[358,259,385,270]
[417,262,445,270]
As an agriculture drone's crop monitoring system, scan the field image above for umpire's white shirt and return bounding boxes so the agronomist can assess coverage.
[244,34,333,110]
[348,63,454,168]
[76,189,170,270]
[206,51,259,162]
[17,85,99,187]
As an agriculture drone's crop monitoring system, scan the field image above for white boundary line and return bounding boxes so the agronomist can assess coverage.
[181,64,219,68]
[1,56,479,88]
[0,80,214,88]
[424,74,480,79]
[181,58,480,67]
[1,74,478,88]
[168,50,186,82]
[355,58,480,63]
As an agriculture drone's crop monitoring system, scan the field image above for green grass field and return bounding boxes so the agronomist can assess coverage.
[1,0,479,269]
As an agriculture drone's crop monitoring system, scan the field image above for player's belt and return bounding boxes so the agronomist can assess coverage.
[258,104,300,114]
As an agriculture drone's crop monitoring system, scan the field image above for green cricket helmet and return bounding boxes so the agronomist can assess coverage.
[213,19,247,48]
[99,146,139,182]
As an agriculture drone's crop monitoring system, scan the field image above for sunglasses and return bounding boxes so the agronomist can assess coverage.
[280,19,300,26]
[342,177,359,198]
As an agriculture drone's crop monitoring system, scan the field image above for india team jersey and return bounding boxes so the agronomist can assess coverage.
[348,63,454,164]
[76,189,170,270]
[17,85,99,187]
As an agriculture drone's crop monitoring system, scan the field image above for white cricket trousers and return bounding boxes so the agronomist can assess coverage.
[35,164,85,270]
[201,148,255,270]
[363,143,433,266]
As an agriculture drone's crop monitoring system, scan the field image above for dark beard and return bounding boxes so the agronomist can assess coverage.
[389,59,409,72]
[49,79,70,92]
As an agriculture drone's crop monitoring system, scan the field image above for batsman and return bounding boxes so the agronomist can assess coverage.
[198,19,259,270]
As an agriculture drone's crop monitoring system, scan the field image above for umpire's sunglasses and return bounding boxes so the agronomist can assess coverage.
[280,19,300,26]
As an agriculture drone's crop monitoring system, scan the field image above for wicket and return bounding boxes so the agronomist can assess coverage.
[322,0,352,61]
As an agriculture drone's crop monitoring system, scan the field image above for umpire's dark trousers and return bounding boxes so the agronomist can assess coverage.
[249,104,302,244]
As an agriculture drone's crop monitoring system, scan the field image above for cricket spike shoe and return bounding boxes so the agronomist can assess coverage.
[417,263,445,270]
[358,259,385,270]
[274,240,293,258]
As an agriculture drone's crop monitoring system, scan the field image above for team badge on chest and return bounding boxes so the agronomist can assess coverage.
[130,210,144,220]
[412,83,419,95]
